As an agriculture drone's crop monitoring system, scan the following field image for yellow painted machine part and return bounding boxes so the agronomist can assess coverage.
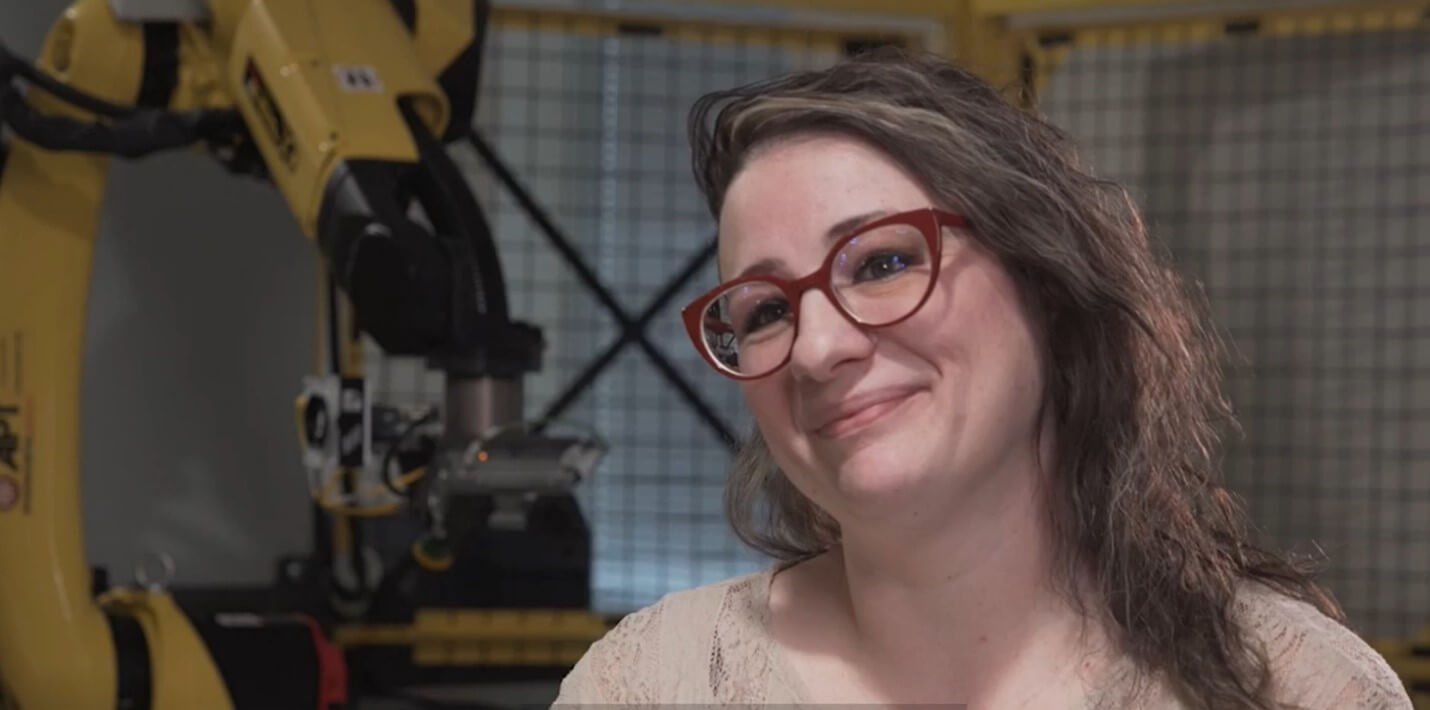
[210,0,447,240]
[335,609,611,667]
[0,1,231,708]
[97,591,234,708]
[0,0,470,705]
[0,3,136,706]
[412,0,479,85]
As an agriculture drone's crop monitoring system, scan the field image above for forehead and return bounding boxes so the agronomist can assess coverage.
[716,133,934,279]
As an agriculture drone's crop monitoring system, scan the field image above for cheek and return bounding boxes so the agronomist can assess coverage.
[740,380,792,431]
[953,266,1047,419]
[899,256,1043,399]
[889,274,965,364]
[740,379,814,475]
[977,270,1043,373]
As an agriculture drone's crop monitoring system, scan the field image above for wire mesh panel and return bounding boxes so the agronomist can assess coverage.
[366,10,887,613]
[1037,21,1430,637]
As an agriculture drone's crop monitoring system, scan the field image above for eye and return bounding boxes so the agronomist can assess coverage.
[740,298,790,336]
[853,251,918,282]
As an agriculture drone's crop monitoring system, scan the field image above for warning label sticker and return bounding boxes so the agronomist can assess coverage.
[0,405,16,473]
[0,395,27,514]
[0,330,29,514]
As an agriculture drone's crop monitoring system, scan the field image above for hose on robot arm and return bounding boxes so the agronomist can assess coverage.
[0,41,259,171]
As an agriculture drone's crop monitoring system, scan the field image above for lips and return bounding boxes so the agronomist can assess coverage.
[811,388,920,439]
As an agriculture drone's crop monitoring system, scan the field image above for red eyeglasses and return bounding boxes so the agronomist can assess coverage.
[681,207,967,380]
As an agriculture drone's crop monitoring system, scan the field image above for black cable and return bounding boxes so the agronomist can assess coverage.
[0,85,241,158]
[0,41,244,160]
[381,407,437,496]
[0,42,132,118]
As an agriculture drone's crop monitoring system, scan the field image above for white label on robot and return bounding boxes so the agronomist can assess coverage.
[333,65,383,93]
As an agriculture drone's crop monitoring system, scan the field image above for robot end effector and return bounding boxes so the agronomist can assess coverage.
[316,98,541,368]
[309,102,597,503]
[314,98,545,427]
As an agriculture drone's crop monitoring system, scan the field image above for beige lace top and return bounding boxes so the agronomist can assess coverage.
[553,563,1412,708]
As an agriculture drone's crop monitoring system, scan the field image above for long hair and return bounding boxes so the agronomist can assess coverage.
[688,47,1341,709]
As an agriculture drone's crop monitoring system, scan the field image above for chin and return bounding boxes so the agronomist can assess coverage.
[812,397,945,512]
[833,456,932,513]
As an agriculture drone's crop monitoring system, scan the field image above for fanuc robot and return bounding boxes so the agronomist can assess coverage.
[0,1,608,707]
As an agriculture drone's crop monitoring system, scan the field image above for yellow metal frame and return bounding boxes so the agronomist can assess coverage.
[489,4,921,56]
[335,608,610,666]
[681,0,1206,14]
[635,0,1430,102]
[1020,2,1430,95]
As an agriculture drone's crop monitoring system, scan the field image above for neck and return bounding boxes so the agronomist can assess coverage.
[828,457,1108,704]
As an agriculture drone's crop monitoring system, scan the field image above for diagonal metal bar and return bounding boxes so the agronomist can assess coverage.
[635,337,736,449]
[466,131,737,449]
[540,238,731,447]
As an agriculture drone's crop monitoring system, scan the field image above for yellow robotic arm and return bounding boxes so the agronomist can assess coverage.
[0,1,532,707]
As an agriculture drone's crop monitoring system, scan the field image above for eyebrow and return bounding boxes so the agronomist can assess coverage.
[729,209,892,281]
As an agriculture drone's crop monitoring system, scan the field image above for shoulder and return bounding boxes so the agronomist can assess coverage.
[1233,583,1411,709]
[553,567,773,705]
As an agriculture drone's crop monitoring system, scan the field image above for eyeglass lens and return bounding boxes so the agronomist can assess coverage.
[699,221,934,377]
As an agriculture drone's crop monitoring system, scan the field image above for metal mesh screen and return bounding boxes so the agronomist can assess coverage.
[365,11,866,613]
[1037,24,1430,637]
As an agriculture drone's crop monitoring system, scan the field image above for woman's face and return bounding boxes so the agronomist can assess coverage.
[717,133,1049,529]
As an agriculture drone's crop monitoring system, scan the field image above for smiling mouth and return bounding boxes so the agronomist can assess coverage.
[816,392,918,439]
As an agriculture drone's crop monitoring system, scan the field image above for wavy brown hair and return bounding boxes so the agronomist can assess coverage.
[688,47,1341,709]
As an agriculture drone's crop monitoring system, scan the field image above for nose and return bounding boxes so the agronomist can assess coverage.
[786,289,876,383]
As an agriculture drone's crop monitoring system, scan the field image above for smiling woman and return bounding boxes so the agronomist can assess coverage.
[552,48,1411,709]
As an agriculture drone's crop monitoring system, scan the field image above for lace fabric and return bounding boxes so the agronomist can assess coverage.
[1235,585,1412,709]
[555,591,664,704]
[553,564,1411,708]
[709,573,781,703]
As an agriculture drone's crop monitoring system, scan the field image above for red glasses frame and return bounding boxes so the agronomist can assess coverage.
[681,207,968,380]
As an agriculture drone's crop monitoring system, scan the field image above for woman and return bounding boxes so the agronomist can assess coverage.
[553,48,1410,708]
